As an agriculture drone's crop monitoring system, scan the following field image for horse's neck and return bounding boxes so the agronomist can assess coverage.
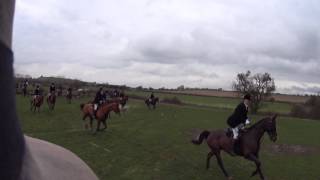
[247,121,266,143]
[101,104,112,113]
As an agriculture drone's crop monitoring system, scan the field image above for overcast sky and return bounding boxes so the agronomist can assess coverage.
[12,0,320,94]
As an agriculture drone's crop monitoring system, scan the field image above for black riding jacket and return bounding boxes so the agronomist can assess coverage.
[34,88,40,95]
[49,85,55,93]
[227,102,248,128]
[93,91,104,104]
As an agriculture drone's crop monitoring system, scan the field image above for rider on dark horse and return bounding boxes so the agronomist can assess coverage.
[49,83,56,98]
[93,87,105,118]
[227,94,251,139]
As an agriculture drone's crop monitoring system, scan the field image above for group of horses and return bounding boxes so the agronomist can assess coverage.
[30,92,71,112]
[29,91,277,179]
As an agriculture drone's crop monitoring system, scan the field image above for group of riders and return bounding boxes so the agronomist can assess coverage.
[22,80,72,100]
[92,87,126,118]
[31,83,72,101]
[25,77,252,139]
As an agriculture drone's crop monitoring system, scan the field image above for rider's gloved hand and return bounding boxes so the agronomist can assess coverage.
[245,118,251,125]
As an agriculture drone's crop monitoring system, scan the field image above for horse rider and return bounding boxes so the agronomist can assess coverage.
[23,79,29,88]
[119,90,125,98]
[67,87,72,96]
[149,92,155,102]
[33,85,41,101]
[227,94,251,139]
[93,87,105,118]
[49,83,56,97]
[23,79,28,95]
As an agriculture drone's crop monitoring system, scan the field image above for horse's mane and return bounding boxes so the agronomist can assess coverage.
[247,117,270,130]
[0,42,25,179]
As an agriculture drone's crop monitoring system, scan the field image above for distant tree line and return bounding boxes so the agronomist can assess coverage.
[291,96,320,120]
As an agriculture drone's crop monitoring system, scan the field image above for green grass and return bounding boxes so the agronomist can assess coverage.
[17,95,320,180]
[127,90,292,114]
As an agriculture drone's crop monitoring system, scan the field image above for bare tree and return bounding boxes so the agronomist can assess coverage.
[233,71,276,113]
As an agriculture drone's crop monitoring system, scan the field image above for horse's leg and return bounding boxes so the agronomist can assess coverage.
[90,117,93,131]
[102,119,107,130]
[83,114,88,129]
[206,151,214,169]
[246,154,264,179]
[215,152,231,179]
[96,120,101,132]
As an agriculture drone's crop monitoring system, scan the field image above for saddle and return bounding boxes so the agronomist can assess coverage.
[225,128,247,155]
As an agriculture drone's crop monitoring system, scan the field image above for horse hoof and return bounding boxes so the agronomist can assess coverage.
[227,176,233,180]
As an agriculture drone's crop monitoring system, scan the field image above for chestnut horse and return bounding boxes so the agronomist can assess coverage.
[145,97,159,109]
[80,102,121,132]
[47,93,56,110]
[30,96,44,112]
[192,115,277,180]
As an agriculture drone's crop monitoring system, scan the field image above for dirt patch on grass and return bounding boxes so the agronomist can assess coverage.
[266,144,320,155]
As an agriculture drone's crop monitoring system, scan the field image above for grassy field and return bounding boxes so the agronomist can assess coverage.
[17,95,320,180]
[127,90,293,114]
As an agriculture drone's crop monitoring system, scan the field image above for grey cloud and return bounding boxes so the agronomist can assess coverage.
[12,0,320,94]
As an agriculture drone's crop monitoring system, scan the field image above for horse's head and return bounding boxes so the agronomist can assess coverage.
[263,114,278,142]
[112,103,121,115]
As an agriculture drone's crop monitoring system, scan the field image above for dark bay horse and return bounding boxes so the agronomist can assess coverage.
[192,115,277,180]
[145,97,159,109]
[30,95,44,112]
[47,93,56,110]
[80,102,121,132]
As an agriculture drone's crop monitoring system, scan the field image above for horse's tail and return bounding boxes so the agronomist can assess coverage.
[80,103,85,110]
[192,130,210,145]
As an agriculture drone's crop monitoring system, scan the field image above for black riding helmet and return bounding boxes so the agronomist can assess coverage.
[244,94,251,100]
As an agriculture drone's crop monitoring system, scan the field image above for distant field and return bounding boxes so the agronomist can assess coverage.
[127,90,293,114]
[17,95,320,180]
[161,89,308,104]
